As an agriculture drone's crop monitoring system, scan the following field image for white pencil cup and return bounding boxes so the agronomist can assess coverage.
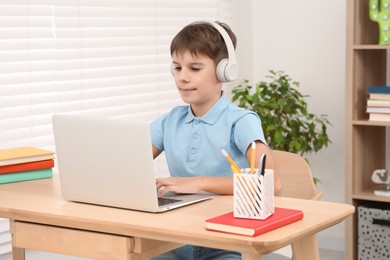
[233,169,275,220]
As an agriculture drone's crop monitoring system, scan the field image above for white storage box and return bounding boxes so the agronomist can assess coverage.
[358,203,390,260]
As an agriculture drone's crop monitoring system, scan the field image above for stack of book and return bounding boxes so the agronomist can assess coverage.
[366,86,390,122]
[0,146,55,184]
[205,207,304,237]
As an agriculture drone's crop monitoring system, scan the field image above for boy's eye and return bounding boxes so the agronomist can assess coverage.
[174,66,181,71]
[191,67,201,71]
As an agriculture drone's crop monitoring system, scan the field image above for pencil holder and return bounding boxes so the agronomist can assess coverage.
[233,168,274,220]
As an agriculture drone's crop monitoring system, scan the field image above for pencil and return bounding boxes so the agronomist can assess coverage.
[260,153,267,176]
[221,149,241,173]
[231,165,240,174]
[250,142,256,174]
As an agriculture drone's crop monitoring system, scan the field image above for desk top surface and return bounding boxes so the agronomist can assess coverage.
[0,175,354,254]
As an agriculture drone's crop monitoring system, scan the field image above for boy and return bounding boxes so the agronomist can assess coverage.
[150,21,282,259]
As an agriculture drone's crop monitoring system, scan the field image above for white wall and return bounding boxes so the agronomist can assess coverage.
[1,2,348,258]
[232,0,347,252]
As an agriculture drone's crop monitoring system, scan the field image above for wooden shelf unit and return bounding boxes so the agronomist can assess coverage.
[346,0,390,259]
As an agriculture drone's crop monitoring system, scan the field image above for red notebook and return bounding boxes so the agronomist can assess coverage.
[0,159,54,174]
[205,207,304,237]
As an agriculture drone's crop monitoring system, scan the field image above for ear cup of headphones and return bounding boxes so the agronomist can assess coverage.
[216,58,229,82]
[171,63,175,77]
[216,58,239,82]
[210,22,239,83]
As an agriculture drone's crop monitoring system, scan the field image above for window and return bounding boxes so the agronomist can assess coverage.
[0,1,233,252]
[0,0,233,151]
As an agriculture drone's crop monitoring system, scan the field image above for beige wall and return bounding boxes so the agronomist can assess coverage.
[231,0,347,251]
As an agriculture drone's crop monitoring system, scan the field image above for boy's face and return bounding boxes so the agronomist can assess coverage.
[172,50,222,117]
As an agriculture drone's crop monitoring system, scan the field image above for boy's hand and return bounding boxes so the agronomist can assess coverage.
[156,177,201,196]
[156,176,235,196]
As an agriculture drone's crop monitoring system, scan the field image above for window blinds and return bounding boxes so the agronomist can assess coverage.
[0,1,233,254]
[0,0,233,152]
[0,219,10,255]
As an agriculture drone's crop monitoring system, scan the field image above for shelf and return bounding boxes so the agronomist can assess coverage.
[353,45,390,50]
[352,190,390,203]
[352,120,390,126]
[346,0,390,258]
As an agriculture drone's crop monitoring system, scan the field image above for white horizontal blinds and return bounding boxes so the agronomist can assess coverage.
[0,218,11,255]
[0,0,233,253]
[53,0,233,121]
[0,0,233,152]
[0,2,56,150]
[54,1,164,120]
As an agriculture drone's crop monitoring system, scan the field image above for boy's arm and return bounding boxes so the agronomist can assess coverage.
[245,141,282,195]
[156,176,234,196]
[152,145,234,195]
[152,145,162,159]
[153,143,282,196]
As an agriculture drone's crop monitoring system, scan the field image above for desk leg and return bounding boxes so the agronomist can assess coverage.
[291,234,320,260]
[11,247,25,260]
[241,252,262,260]
[10,220,26,260]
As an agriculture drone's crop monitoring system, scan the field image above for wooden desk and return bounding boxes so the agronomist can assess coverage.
[0,175,354,260]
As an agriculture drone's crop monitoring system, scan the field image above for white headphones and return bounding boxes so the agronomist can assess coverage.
[171,21,239,83]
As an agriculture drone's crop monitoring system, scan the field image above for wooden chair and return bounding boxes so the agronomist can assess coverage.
[271,150,323,201]
[265,150,323,260]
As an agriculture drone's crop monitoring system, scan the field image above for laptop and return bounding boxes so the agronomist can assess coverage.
[52,114,214,212]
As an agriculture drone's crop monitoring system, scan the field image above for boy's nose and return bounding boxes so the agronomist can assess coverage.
[176,69,190,82]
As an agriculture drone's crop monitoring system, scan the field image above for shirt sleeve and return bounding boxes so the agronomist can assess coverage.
[149,114,167,151]
[233,112,267,155]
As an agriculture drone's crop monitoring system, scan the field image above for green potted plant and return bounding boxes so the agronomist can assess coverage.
[232,70,332,184]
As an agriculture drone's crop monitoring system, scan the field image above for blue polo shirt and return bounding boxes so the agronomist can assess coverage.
[150,94,266,177]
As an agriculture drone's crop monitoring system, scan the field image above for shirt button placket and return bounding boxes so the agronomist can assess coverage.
[188,119,201,162]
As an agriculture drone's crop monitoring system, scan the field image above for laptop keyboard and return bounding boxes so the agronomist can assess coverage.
[158,197,182,206]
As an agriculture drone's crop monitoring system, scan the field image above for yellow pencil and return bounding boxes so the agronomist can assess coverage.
[221,149,241,173]
[250,142,256,174]
[231,165,240,174]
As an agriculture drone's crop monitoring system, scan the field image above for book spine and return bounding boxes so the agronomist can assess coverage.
[369,93,390,100]
[368,86,390,94]
[0,159,54,174]
[0,168,53,184]
[367,99,390,107]
[0,154,55,166]
[366,107,390,114]
[369,113,390,121]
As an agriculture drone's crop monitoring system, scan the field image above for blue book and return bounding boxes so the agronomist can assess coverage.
[0,168,53,184]
[368,86,390,94]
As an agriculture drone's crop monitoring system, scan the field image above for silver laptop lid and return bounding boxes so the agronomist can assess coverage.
[52,114,214,212]
[52,114,162,212]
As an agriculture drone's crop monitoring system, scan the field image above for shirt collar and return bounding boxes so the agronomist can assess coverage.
[185,92,229,125]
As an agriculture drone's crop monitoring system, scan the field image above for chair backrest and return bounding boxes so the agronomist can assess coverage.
[271,150,323,201]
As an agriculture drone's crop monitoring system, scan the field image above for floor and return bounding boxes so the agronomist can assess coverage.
[265,248,344,260]
[2,248,344,260]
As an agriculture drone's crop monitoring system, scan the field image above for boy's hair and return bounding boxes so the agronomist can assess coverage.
[170,21,237,66]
